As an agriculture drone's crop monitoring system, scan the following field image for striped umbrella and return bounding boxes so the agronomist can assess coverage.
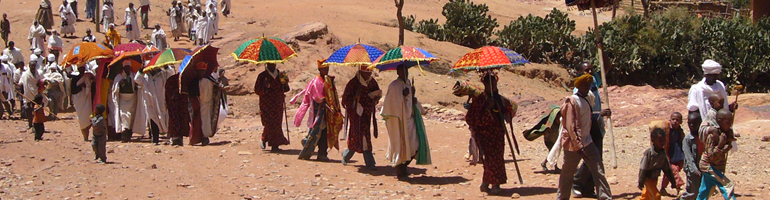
[450,46,529,73]
[323,44,384,67]
[369,46,438,73]
[232,37,297,64]
[144,48,192,71]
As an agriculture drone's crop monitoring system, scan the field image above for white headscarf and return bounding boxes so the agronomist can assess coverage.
[702,59,722,75]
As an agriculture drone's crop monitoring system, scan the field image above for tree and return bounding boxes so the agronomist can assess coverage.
[395,0,405,46]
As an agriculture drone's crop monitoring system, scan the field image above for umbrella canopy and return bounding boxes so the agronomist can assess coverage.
[232,37,297,64]
[106,51,144,79]
[450,46,529,73]
[369,46,438,72]
[323,44,385,67]
[61,42,114,66]
[179,45,220,94]
[144,48,192,72]
[113,43,146,56]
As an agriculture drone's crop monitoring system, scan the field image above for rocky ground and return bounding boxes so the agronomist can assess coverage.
[1,0,770,199]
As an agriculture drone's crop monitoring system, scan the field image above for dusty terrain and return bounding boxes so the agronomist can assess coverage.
[2,0,770,199]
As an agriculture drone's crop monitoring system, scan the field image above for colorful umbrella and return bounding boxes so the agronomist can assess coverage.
[450,46,529,73]
[106,51,144,79]
[113,43,146,56]
[61,42,114,66]
[369,46,438,72]
[232,37,297,64]
[144,48,192,72]
[323,44,385,67]
[179,45,220,94]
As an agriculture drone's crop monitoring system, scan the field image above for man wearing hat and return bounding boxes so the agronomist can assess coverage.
[0,55,13,119]
[290,59,342,161]
[340,64,381,169]
[254,63,291,152]
[556,72,613,200]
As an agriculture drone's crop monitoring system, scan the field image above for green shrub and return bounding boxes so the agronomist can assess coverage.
[411,0,498,48]
[494,8,576,64]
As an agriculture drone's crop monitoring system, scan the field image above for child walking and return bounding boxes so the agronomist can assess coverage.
[637,127,676,200]
[32,94,47,141]
[91,104,108,163]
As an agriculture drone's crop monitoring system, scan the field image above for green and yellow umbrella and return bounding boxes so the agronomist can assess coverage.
[232,37,297,64]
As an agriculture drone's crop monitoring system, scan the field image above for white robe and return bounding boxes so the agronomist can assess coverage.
[687,78,729,118]
[134,69,173,134]
[59,4,77,34]
[111,72,145,133]
[0,63,14,102]
[124,8,140,41]
[199,78,216,137]
[380,79,424,166]
[71,72,93,128]
[196,16,210,44]
[151,28,167,51]
[101,4,114,32]
[28,25,46,52]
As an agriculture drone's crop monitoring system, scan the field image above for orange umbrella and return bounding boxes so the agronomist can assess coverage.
[61,42,114,66]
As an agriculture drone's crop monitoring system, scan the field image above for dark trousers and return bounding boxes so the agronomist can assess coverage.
[33,123,44,140]
[150,120,160,144]
[91,134,107,162]
[573,115,604,195]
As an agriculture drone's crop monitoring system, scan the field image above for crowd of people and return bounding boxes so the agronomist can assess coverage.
[0,0,743,199]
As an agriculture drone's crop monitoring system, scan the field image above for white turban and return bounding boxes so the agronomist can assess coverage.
[29,55,38,63]
[0,55,8,62]
[47,54,56,61]
[34,48,43,55]
[702,59,722,75]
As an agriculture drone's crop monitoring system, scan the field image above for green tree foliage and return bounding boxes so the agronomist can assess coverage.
[412,0,498,48]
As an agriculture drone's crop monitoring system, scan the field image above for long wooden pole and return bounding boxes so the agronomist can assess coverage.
[590,0,618,169]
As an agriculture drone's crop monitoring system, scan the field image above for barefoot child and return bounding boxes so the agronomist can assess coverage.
[32,94,47,141]
[91,104,108,163]
[680,112,705,200]
[660,112,686,197]
[637,128,676,200]
[697,109,736,200]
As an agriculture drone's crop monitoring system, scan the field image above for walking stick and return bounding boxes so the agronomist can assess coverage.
[590,0,618,169]
[284,102,290,144]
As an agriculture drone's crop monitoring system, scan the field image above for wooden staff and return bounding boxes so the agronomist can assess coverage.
[590,0,618,169]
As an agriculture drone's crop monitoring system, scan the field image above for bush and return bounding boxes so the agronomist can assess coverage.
[412,0,498,48]
[495,8,576,64]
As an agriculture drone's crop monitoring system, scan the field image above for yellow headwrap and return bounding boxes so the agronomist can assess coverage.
[317,59,328,69]
[574,73,593,88]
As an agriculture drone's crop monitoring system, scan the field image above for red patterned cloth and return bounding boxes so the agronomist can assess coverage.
[254,70,290,147]
[341,75,380,153]
[165,74,190,139]
[465,94,510,184]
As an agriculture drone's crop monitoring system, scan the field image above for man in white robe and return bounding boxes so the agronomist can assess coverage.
[27,21,46,53]
[151,24,168,51]
[134,66,174,145]
[0,55,14,119]
[110,61,141,142]
[59,1,77,37]
[19,57,46,129]
[100,0,114,33]
[195,11,210,45]
[123,3,140,41]
[380,64,426,181]
[69,65,93,141]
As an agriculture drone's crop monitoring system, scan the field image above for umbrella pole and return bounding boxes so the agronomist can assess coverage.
[590,0,618,169]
